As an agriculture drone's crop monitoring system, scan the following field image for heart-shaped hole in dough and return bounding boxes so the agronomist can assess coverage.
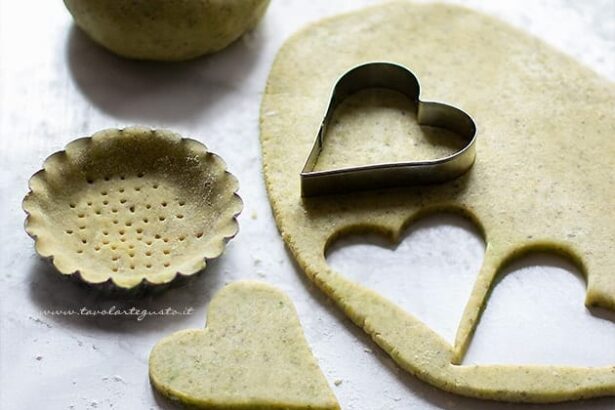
[464,252,615,366]
[326,212,485,344]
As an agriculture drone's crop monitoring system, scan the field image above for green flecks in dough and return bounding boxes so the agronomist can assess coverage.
[63,0,270,61]
[313,89,466,171]
[23,127,242,289]
[260,1,615,403]
[149,281,340,409]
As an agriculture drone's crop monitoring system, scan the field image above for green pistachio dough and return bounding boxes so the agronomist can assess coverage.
[64,0,270,61]
[259,1,615,403]
[149,281,340,409]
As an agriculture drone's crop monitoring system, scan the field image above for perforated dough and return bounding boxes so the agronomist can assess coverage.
[23,127,242,289]
[149,281,340,409]
[259,1,615,402]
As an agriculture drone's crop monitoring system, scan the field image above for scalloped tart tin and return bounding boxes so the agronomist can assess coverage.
[23,127,243,290]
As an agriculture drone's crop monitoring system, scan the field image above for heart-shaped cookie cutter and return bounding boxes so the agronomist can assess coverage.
[301,62,477,197]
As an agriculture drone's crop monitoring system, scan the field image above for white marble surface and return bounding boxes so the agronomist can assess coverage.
[1,1,614,409]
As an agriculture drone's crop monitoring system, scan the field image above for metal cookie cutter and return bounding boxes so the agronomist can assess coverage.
[300,62,477,197]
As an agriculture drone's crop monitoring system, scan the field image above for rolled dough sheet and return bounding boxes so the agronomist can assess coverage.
[149,281,340,409]
[259,1,615,403]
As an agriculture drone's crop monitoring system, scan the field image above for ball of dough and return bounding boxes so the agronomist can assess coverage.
[64,0,270,61]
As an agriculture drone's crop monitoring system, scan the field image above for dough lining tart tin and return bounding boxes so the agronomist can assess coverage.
[259,0,615,403]
[23,127,243,290]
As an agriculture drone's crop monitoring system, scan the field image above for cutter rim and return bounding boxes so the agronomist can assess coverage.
[300,61,477,196]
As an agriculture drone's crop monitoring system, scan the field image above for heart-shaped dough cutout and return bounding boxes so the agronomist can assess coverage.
[149,281,340,409]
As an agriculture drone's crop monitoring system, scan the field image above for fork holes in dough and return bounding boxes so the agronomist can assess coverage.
[25,131,242,286]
